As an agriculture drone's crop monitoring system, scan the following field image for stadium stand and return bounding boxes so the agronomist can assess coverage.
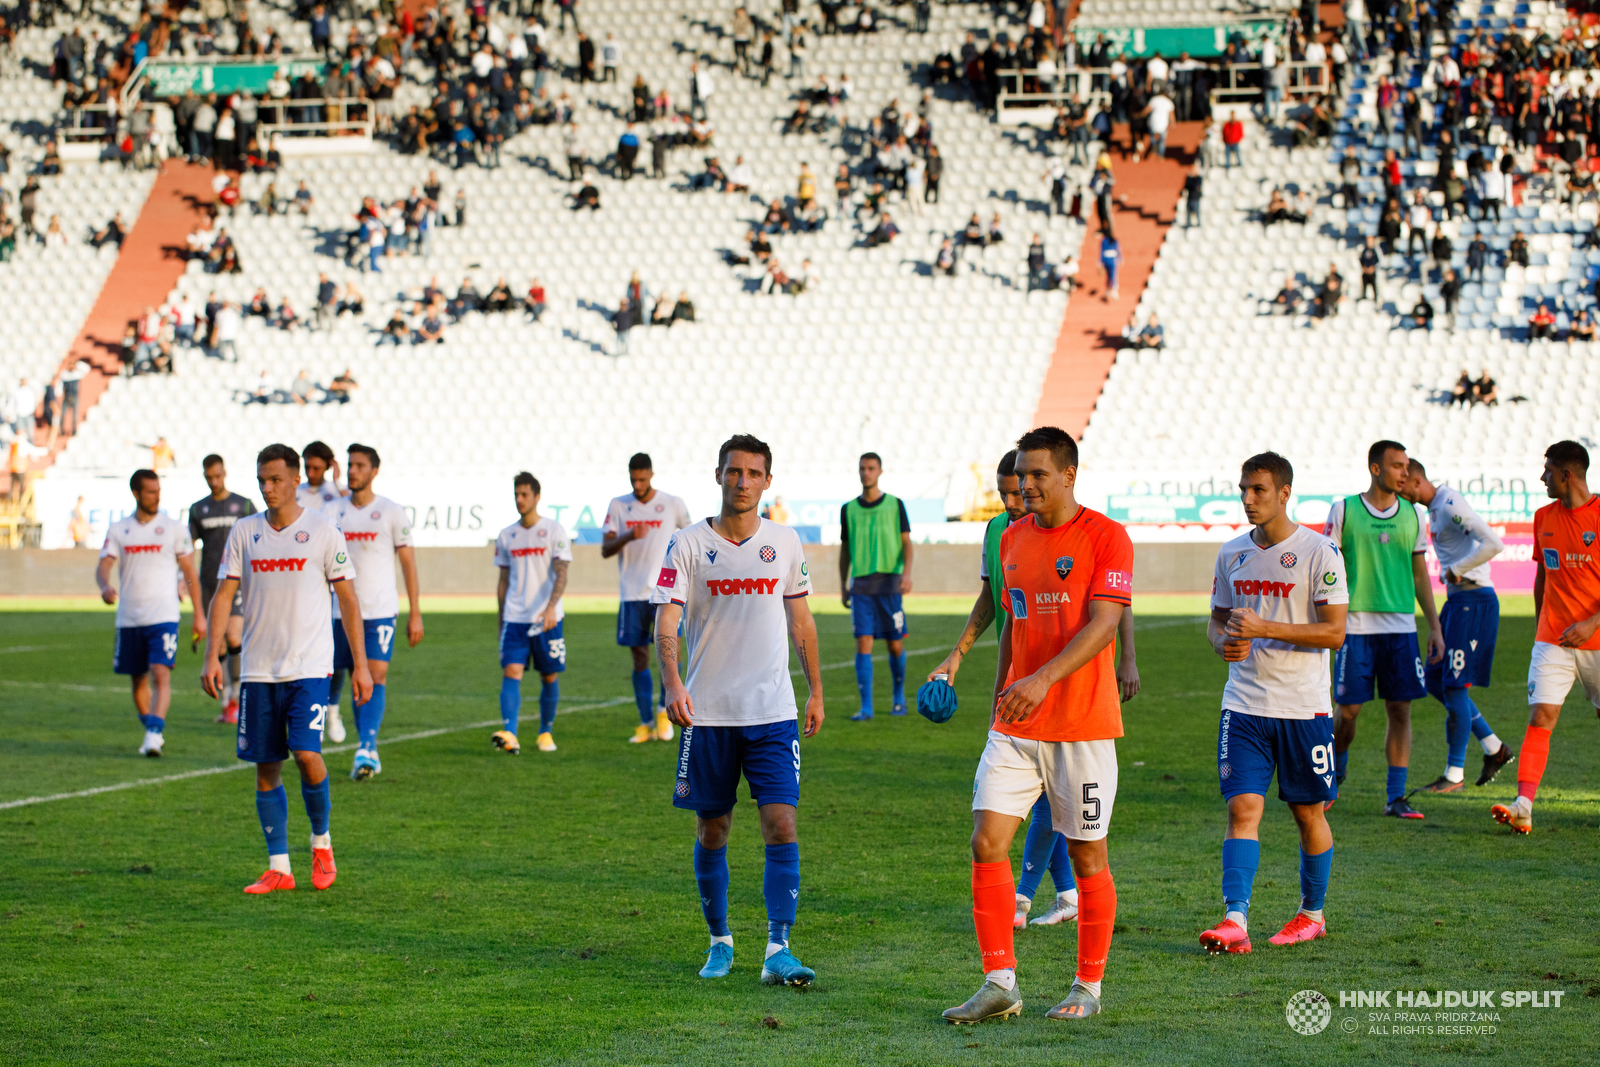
[39,0,1084,492]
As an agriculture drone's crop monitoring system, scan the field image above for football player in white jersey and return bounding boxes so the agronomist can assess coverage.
[297,441,350,740]
[651,434,825,987]
[202,443,370,895]
[96,469,206,757]
[602,452,692,744]
[1199,452,1348,955]
[1399,459,1513,791]
[492,472,572,754]
[329,444,423,780]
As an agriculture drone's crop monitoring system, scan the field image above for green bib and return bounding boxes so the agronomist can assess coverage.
[983,512,1010,623]
[1340,494,1419,614]
[844,494,905,577]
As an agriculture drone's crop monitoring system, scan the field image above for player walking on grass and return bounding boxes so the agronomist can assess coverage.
[943,427,1132,1025]
[299,440,350,743]
[1199,452,1348,956]
[1325,440,1444,818]
[189,454,254,725]
[1492,441,1600,834]
[602,452,690,744]
[329,445,422,781]
[840,452,914,720]
[202,443,370,894]
[930,451,1142,930]
[492,472,571,755]
[98,469,206,757]
[1397,459,1513,792]
[652,434,824,987]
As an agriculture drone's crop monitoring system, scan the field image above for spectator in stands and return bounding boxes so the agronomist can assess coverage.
[614,297,636,355]
[1311,267,1345,324]
[1130,314,1165,350]
[1476,163,1504,222]
[935,238,957,276]
[39,140,61,176]
[5,377,35,437]
[1507,230,1530,268]
[1528,303,1556,342]
[327,369,358,404]
[338,281,365,319]
[1271,276,1302,316]
[1450,369,1474,405]
[1183,163,1202,228]
[925,145,942,203]
[1571,308,1597,343]
[1143,88,1174,159]
[693,156,728,192]
[378,308,408,347]
[415,303,446,345]
[486,280,517,314]
[315,274,337,331]
[450,277,483,320]
[276,297,301,333]
[1262,188,1305,227]
[1099,233,1121,301]
[1381,148,1402,203]
[1222,111,1244,169]
[1440,268,1462,331]
[1430,226,1453,279]
[671,292,697,323]
[1567,164,1596,209]
[290,370,316,405]
[1026,233,1047,286]
[1466,232,1488,282]
[1338,146,1362,208]
[1406,191,1431,259]
[863,211,899,248]
[726,155,754,196]
[571,174,601,211]
[91,212,127,249]
[563,122,586,181]
[1377,200,1403,255]
[601,33,622,83]
[42,214,65,249]
[1409,294,1435,332]
[1473,369,1498,405]
[616,123,640,180]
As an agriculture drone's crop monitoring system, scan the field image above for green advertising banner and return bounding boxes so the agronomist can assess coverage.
[140,57,329,98]
[1072,20,1284,58]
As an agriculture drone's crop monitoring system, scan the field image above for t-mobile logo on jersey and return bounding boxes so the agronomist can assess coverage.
[1104,570,1133,593]
[510,547,547,557]
[706,577,780,596]
[250,558,308,572]
[1234,579,1296,597]
[122,544,164,555]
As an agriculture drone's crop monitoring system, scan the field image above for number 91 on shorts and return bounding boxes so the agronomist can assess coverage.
[971,731,1119,841]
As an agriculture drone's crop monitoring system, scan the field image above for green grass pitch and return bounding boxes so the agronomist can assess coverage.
[2,608,1597,1065]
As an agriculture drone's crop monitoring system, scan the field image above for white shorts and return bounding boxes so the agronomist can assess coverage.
[1528,641,1600,708]
[972,730,1118,842]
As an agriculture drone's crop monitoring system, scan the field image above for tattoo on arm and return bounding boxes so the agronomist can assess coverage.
[957,597,995,655]
[657,634,680,676]
[549,558,569,600]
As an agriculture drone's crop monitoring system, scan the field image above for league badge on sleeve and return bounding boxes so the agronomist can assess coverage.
[657,567,678,588]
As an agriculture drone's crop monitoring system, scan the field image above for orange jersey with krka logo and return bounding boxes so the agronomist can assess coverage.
[1534,495,1600,648]
[998,507,1134,742]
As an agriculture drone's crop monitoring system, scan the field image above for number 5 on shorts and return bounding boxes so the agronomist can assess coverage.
[1082,783,1101,822]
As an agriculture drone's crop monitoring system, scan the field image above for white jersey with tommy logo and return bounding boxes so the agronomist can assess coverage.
[332,494,413,620]
[602,490,692,601]
[220,508,355,682]
[493,516,573,626]
[1211,524,1350,719]
[650,517,811,727]
[100,512,193,627]
[296,480,345,516]
[1427,485,1503,590]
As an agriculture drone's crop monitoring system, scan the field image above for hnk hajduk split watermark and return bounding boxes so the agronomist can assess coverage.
[1284,988,1568,1037]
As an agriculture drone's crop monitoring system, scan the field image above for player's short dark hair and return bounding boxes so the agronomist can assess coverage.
[718,433,772,475]
[628,452,653,472]
[859,451,883,467]
[1546,439,1591,475]
[347,443,380,469]
[514,471,541,495]
[1367,439,1406,468]
[997,450,1018,480]
[1407,457,1427,478]
[202,453,224,471]
[302,440,335,465]
[1241,451,1294,489]
[1014,426,1078,472]
[130,469,158,492]
[256,443,300,473]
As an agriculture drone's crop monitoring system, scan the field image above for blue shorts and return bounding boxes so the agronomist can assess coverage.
[851,592,907,640]
[113,623,179,676]
[1218,709,1337,805]
[616,600,656,647]
[1425,587,1498,695]
[499,619,567,674]
[1334,631,1427,704]
[673,719,801,815]
[237,677,329,763]
[333,616,398,669]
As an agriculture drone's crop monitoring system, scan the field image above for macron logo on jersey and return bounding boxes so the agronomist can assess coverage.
[510,547,547,558]
[344,532,379,542]
[1235,579,1296,597]
[706,577,780,596]
[251,558,308,573]
[123,544,164,555]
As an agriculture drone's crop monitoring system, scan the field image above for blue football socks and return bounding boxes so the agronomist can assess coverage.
[328,668,347,713]
[256,785,289,858]
[1047,831,1074,895]
[1299,846,1333,912]
[763,842,800,944]
[499,676,521,735]
[632,669,654,726]
[1221,837,1260,919]
[138,713,165,734]
[1019,794,1073,899]
[854,653,873,715]
[693,842,731,937]
[300,777,331,836]
[889,651,907,708]
[1441,686,1476,770]
[539,682,559,734]
[357,683,386,749]
[1386,765,1408,803]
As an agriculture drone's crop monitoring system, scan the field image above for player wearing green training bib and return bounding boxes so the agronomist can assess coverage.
[840,452,915,720]
[1325,440,1444,820]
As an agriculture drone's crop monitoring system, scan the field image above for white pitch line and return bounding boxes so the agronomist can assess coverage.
[0,645,68,654]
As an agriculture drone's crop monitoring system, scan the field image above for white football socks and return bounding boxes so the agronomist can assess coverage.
[1444,765,1465,784]
[1225,909,1248,931]
[710,934,733,948]
[1300,907,1325,923]
[1059,889,1079,907]
[311,832,331,850]
[985,967,1016,991]
[764,942,787,960]
[268,854,292,875]
[1073,977,1102,999]
[1482,734,1502,755]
